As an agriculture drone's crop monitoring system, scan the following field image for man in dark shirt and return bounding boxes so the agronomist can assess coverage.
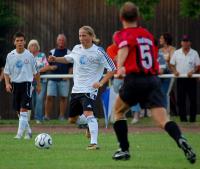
[44,34,73,120]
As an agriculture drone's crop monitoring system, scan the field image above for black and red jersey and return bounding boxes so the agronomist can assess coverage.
[114,27,159,75]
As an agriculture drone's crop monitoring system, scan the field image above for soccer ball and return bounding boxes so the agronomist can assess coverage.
[35,133,52,149]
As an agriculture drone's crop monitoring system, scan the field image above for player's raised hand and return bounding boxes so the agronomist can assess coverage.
[48,55,56,62]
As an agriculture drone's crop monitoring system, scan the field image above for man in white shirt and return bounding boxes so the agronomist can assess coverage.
[4,32,41,139]
[170,34,200,122]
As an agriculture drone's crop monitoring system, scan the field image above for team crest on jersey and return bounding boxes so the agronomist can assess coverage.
[24,59,30,64]
[80,55,87,64]
[16,60,23,68]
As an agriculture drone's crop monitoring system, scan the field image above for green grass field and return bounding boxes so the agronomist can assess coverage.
[0,129,199,169]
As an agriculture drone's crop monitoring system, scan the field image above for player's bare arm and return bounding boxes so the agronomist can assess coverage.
[48,55,68,64]
[4,74,12,93]
[116,47,128,77]
[92,70,115,89]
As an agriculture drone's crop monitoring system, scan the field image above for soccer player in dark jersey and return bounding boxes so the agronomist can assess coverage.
[112,2,196,164]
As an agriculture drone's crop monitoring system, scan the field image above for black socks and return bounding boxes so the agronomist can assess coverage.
[164,121,183,147]
[113,120,129,151]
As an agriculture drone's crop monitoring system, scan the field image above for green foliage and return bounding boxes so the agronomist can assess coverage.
[180,0,200,19]
[0,0,20,36]
[0,0,21,64]
[106,0,160,20]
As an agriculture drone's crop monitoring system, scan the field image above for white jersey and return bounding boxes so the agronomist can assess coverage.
[64,44,116,96]
[4,49,38,82]
[170,48,200,74]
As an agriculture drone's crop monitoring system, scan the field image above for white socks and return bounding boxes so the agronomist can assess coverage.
[77,114,87,125]
[87,115,98,145]
[17,112,29,137]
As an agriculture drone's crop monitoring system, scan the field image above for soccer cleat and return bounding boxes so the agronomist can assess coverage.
[112,150,130,160]
[85,127,91,139]
[14,134,22,139]
[24,132,32,140]
[86,144,100,150]
[178,138,196,164]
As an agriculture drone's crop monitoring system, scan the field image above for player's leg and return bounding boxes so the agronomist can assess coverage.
[12,83,24,138]
[81,94,99,150]
[15,82,32,139]
[151,107,196,163]
[112,95,130,160]
[44,80,57,120]
[112,74,141,160]
[150,78,197,164]
[68,93,83,124]
[84,110,99,150]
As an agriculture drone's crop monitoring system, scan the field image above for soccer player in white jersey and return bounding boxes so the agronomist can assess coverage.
[4,32,41,139]
[49,26,116,149]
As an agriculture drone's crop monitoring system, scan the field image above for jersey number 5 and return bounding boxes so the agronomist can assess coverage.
[139,44,153,69]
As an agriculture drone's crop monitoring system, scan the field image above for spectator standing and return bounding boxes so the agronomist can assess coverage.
[4,32,41,139]
[0,63,4,119]
[112,2,196,164]
[44,34,73,120]
[106,42,141,124]
[48,26,116,150]
[158,33,175,111]
[170,34,200,122]
[28,39,57,123]
[0,63,3,90]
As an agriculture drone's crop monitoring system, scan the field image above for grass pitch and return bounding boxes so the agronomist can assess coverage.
[0,129,199,169]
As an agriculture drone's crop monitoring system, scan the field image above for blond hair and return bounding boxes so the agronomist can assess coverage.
[79,26,100,44]
[27,39,40,51]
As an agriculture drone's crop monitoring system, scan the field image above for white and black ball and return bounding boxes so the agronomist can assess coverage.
[35,133,52,149]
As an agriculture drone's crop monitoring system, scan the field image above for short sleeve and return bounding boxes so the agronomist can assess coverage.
[170,51,177,65]
[194,51,200,66]
[63,54,73,63]
[31,55,38,75]
[97,47,116,71]
[3,54,10,75]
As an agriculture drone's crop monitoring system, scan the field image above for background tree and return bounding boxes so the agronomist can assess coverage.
[106,0,159,20]
[180,0,200,19]
[0,0,20,65]
[106,0,200,20]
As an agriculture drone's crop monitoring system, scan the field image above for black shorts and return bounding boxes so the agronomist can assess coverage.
[69,93,95,118]
[12,82,32,112]
[119,73,165,109]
